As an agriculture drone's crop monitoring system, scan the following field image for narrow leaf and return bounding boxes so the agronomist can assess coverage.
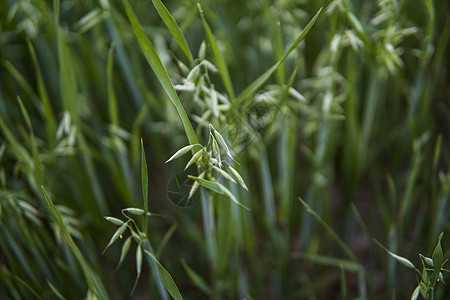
[292,252,361,272]
[17,96,42,183]
[151,0,194,66]
[299,198,358,262]
[374,239,417,270]
[27,39,57,142]
[233,8,322,107]
[122,0,199,148]
[17,96,32,130]
[181,260,212,296]
[156,224,179,259]
[198,3,235,99]
[107,43,118,126]
[47,280,66,300]
[42,186,108,298]
[144,250,183,300]
[141,138,149,233]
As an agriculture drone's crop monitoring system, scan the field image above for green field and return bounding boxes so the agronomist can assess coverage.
[0,0,448,299]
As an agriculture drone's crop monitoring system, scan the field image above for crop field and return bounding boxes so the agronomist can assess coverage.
[0,0,448,299]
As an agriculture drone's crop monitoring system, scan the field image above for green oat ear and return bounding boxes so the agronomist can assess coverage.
[102,221,129,255]
[166,144,198,163]
[185,149,204,170]
[212,166,236,184]
[104,216,124,226]
[227,165,248,191]
[115,236,132,272]
[130,242,143,296]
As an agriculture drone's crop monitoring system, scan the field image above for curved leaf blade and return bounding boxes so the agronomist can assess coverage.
[144,250,183,300]
[151,0,194,66]
[233,8,322,107]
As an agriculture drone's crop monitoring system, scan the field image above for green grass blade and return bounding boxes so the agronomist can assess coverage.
[16,97,32,136]
[233,8,322,108]
[198,4,235,100]
[107,43,118,126]
[374,239,419,272]
[121,0,199,149]
[14,276,42,300]
[151,0,194,66]
[156,224,178,259]
[142,240,169,300]
[144,250,183,300]
[293,252,361,272]
[47,280,67,300]
[3,60,37,104]
[0,111,22,153]
[41,186,108,299]
[141,138,149,234]
[298,197,357,262]
[181,259,212,296]
[99,0,146,108]
[55,21,78,122]
[17,97,43,185]
[27,39,57,143]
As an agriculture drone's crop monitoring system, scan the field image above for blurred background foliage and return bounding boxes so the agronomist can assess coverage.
[0,0,448,299]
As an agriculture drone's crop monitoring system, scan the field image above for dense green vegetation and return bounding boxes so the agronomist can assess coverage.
[0,0,448,299]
